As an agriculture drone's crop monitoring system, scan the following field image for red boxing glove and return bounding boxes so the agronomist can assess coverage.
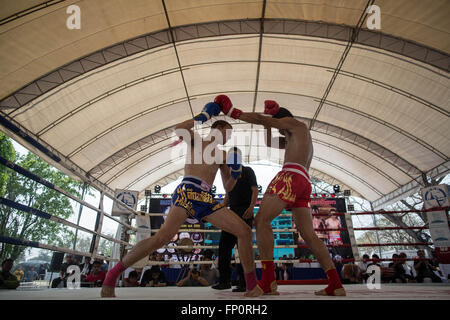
[214,94,242,119]
[264,100,280,116]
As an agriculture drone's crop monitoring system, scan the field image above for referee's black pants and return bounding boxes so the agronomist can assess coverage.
[217,206,253,288]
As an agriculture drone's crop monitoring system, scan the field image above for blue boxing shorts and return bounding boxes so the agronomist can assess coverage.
[171,175,224,221]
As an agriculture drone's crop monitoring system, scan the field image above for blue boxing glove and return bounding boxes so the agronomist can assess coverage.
[226,149,242,179]
[194,102,221,123]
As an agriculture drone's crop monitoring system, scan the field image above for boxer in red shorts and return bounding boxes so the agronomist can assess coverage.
[214,94,346,297]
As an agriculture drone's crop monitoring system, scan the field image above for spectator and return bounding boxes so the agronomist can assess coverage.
[382,254,397,283]
[341,262,360,284]
[200,259,218,286]
[79,256,92,281]
[369,254,393,283]
[255,254,261,268]
[358,254,371,282]
[86,261,106,287]
[398,252,416,283]
[94,257,108,272]
[141,266,168,287]
[391,253,412,283]
[24,267,38,282]
[73,256,81,267]
[275,263,291,280]
[388,254,399,268]
[123,267,143,287]
[414,250,442,283]
[286,254,294,268]
[368,254,381,268]
[60,254,77,279]
[13,267,24,282]
[0,259,20,289]
[102,259,109,272]
[38,265,46,280]
[177,268,209,287]
[60,254,78,288]
[123,271,140,287]
[51,271,65,288]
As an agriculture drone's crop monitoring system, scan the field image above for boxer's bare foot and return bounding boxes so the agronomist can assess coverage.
[263,281,280,296]
[245,281,280,297]
[314,287,346,296]
[101,285,116,298]
[244,285,264,297]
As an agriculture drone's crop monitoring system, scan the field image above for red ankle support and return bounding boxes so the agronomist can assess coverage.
[103,261,126,287]
[257,261,276,293]
[324,268,343,295]
[244,270,258,291]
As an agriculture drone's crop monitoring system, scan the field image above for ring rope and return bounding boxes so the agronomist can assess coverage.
[0,235,118,261]
[0,156,137,231]
[0,197,132,247]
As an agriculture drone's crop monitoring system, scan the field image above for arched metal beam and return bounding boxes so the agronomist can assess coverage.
[313,156,384,196]
[1,18,448,111]
[102,120,404,196]
[10,56,443,161]
[87,90,424,183]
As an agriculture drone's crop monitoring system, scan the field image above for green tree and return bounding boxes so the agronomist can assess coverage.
[0,133,88,261]
[75,234,114,258]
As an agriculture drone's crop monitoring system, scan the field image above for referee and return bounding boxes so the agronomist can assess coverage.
[212,147,258,292]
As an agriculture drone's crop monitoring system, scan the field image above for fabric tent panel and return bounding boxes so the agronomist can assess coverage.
[312,142,398,194]
[11,46,179,134]
[328,77,450,156]
[69,100,192,171]
[257,62,335,101]
[0,0,48,21]
[183,62,258,96]
[106,146,184,190]
[374,0,450,54]
[0,0,168,99]
[39,72,186,154]
[255,92,318,119]
[165,0,263,27]
[265,0,367,26]
[108,148,186,190]
[310,159,381,202]
[94,139,177,185]
[132,161,187,194]
[176,35,260,66]
[261,35,346,68]
[342,45,450,110]
[311,131,411,186]
[317,104,445,171]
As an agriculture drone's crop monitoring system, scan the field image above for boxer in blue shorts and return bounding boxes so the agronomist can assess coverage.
[102,102,258,297]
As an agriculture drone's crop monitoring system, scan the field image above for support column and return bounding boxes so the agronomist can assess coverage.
[91,191,104,259]
[344,197,360,262]
[72,183,88,251]
[370,202,383,258]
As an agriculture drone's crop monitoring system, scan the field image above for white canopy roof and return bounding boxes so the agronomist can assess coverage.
[1,0,449,209]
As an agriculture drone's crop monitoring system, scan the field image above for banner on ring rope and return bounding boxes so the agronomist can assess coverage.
[421,184,450,249]
[112,189,139,216]
[293,198,354,261]
[150,198,206,263]
[132,213,152,268]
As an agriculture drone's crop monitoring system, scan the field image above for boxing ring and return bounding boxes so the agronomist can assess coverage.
[0,156,449,300]
[1,283,449,300]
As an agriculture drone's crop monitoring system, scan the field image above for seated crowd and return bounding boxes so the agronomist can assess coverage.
[342,250,446,284]
[1,249,447,290]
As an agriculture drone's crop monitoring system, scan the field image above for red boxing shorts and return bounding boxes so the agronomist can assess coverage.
[266,162,312,208]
